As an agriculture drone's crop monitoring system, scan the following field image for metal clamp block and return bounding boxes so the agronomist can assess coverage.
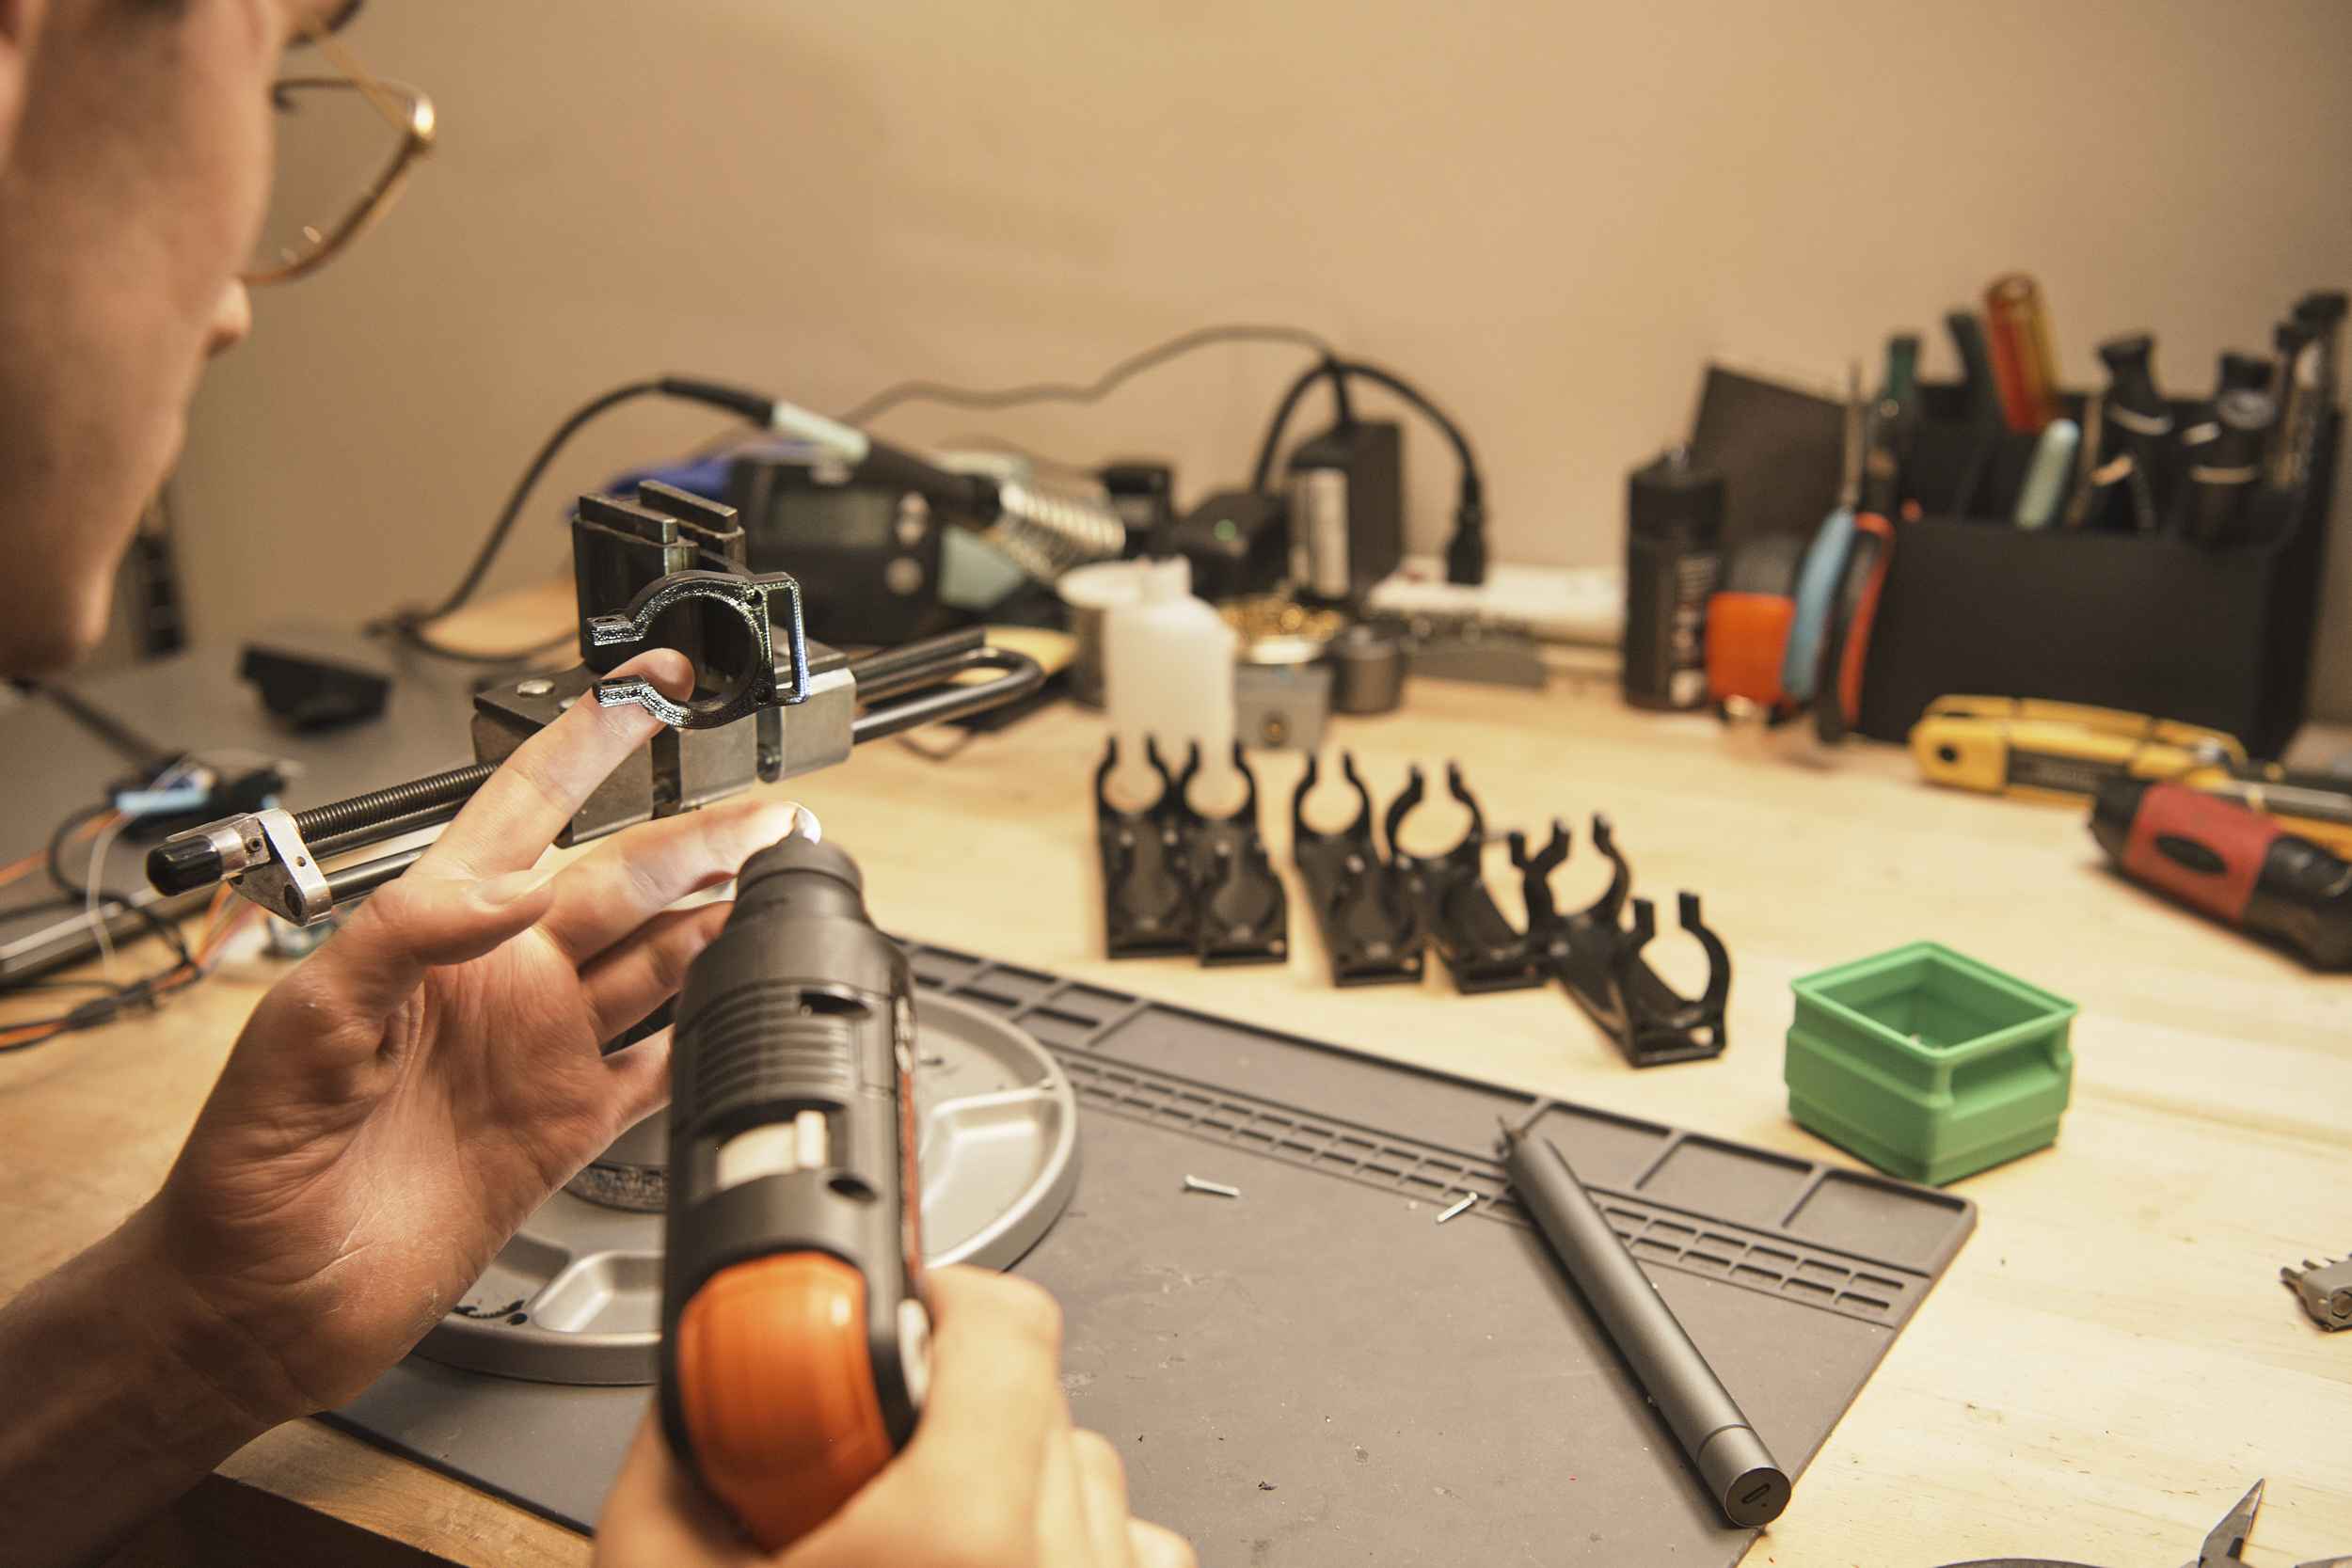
[235,808,334,925]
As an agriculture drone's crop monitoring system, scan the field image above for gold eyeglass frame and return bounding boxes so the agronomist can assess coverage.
[241,19,437,286]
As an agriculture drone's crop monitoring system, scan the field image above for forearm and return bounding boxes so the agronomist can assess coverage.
[0,1206,285,1568]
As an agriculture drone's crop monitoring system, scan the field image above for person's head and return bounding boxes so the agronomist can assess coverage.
[0,0,405,676]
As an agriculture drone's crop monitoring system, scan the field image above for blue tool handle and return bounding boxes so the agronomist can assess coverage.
[1780,507,1855,703]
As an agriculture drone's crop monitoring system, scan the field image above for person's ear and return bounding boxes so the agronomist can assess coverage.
[0,0,49,164]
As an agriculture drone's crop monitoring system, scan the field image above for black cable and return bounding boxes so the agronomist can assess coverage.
[17,682,176,773]
[375,375,780,660]
[1250,356,1489,586]
[389,627,576,668]
[1250,356,1357,494]
[45,803,115,906]
[838,323,1333,427]
[0,952,203,1048]
[46,801,192,970]
[386,379,666,633]
[1334,359,1483,502]
[2,800,208,1044]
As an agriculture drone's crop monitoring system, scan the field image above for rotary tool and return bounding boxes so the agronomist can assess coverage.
[659,832,930,1548]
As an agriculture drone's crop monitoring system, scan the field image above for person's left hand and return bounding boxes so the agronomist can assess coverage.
[133,649,803,1422]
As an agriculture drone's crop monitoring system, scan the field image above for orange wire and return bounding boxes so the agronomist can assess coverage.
[1,870,254,1050]
[0,811,113,892]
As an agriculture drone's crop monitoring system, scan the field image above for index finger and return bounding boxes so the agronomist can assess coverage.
[422,648,692,879]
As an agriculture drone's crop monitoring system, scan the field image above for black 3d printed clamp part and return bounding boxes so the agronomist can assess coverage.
[1386,762,1546,995]
[1517,816,1731,1068]
[1095,737,1196,958]
[1291,752,1424,986]
[1173,742,1289,967]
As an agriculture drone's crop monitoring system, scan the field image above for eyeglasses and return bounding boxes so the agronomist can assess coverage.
[241,19,436,286]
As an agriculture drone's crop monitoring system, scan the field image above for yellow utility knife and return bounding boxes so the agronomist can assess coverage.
[1909,696,2245,802]
[1911,696,2352,855]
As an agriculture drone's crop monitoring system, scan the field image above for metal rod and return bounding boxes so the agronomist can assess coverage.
[1499,1119,1789,1528]
[849,637,1009,705]
[323,847,427,909]
[851,651,1043,743]
[308,800,471,860]
[844,627,987,697]
[294,761,496,842]
[173,637,1040,909]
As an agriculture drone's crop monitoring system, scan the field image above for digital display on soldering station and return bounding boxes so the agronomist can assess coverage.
[771,485,894,548]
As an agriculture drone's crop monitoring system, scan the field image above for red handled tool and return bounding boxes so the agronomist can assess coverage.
[2090,779,2352,969]
[1813,509,1894,744]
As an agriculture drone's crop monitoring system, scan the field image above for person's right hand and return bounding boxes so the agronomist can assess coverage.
[597,1267,1196,1568]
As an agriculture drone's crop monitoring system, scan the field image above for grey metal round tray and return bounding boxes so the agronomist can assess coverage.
[415,992,1077,1386]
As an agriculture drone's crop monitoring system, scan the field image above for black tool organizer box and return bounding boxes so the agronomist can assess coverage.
[1856,387,2341,757]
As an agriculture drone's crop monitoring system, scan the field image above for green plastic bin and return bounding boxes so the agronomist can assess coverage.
[1786,941,2076,1186]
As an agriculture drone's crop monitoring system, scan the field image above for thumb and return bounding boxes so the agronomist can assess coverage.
[312,866,559,1020]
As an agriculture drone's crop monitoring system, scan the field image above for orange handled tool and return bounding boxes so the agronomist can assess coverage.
[660,834,930,1549]
[1984,274,2060,433]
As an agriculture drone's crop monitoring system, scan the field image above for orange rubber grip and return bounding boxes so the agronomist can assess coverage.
[1705,593,1794,706]
[675,1253,892,1550]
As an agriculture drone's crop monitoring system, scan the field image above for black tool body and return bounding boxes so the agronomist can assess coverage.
[659,835,928,1549]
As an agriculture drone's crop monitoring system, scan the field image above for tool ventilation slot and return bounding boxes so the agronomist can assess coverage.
[686,985,859,1128]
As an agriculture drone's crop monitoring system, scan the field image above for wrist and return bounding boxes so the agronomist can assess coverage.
[106,1201,310,1439]
[0,1213,286,1568]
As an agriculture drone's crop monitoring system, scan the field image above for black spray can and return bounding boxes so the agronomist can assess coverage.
[1623,447,1724,710]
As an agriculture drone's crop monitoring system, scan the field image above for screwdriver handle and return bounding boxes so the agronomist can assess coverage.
[2185,391,2277,546]
[2217,350,2275,400]
[1984,275,2059,433]
[1946,311,2001,429]
[2095,333,2172,528]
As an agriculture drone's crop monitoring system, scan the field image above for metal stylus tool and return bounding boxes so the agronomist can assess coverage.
[1501,1109,1791,1528]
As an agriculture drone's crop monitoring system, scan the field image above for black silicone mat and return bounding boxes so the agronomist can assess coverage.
[328,942,1974,1565]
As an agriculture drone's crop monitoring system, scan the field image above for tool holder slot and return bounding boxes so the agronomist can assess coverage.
[1171,742,1289,967]
[1094,738,1197,958]
[1291,752,1424,986]
[1385,763,1546,994]
[1517,816,1730,1068]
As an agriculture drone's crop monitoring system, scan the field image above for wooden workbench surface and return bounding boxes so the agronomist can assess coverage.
[7,594,2348,1567]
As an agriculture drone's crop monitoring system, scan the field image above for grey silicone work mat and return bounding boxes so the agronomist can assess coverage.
[327,942,1975,1565]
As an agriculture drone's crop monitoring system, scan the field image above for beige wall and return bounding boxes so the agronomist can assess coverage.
[179,1,2352,714]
